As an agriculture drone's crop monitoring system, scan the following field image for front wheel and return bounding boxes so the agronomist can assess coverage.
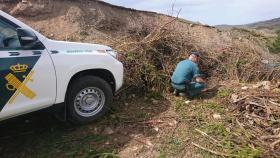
[66,76,113,124]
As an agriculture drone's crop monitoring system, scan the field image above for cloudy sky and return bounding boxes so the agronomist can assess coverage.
[103,0,280,25]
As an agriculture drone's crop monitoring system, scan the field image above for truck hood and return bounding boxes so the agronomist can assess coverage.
[43,39,112,52]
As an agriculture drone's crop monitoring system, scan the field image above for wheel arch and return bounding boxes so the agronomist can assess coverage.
[66,69,116,95]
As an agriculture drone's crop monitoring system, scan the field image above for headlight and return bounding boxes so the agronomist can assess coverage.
[97,49,122,61]
[106,50,118,59]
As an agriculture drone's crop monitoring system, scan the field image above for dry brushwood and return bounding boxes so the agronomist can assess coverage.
[109,17,280,93]
[232,90,280,156]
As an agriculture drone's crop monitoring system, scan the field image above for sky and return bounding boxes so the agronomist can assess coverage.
[103,0,280,26]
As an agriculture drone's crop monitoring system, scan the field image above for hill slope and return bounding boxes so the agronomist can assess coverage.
[217,18,280,32]
[245,18,280,31]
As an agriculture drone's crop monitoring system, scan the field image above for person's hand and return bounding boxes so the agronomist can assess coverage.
[196,77,205,83]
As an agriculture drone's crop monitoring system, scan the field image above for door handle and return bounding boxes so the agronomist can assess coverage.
[32,51,42,55]
[8,52,20,56]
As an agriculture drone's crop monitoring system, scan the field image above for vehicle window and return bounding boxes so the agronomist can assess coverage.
[0,19,21,50]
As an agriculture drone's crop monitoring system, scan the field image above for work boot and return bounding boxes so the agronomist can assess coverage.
[184,92,194,100]
[179,92,186,97]
[173,89,179,96]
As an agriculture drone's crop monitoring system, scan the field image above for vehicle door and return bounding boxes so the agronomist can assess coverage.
[0,16,56,120]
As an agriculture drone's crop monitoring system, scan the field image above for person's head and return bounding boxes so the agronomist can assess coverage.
[188,51,200,63]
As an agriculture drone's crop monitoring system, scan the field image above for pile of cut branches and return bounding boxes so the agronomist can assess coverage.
[231,83,280,157]
[110,17,280,93]
[112,18,193,92]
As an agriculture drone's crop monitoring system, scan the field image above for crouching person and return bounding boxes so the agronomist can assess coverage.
[171,51,206,98]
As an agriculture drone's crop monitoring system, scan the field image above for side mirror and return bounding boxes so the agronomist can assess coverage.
[17,28,41,49]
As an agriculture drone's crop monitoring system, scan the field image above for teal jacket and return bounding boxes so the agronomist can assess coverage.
[171,59,199,90]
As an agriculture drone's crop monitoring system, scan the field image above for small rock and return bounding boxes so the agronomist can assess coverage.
[273,88,280,93]
[231,94,239,102]
[213,113,222,119]
[179,93,186,97]
[248,119,254,125]
[124,103,129,106]
[185,100,192,104]
[94,127,99,133]
[262,81,271,90]
[261,60,269,64]
[168,120,178,126]
[152,100,159,104]
[103,127,114,135]
[241,86,249,90]
[252,84,262,89]
[253,81,271,90]
[131,146,139,151]
[145,140,154,147]
[153,127,159,132]
[226,127,231,133]
[123,131,128,135]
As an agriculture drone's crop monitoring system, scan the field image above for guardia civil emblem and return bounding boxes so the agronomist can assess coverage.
[0,56,40,111]
[5,63,36,104]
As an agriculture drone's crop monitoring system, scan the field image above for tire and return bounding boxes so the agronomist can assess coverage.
[66,76,113,124]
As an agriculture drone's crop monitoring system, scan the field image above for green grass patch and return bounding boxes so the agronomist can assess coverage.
[269,31,280,54]
[175,99,185,112]
[230,146,262,158]
[156,152,167,158]
[198,122,263,158]
[237,58,249,68]
[157,128,189,157]
[34,130,110,158]
[163,137,185,155]
[217,88,232,98]
[201,122,229,138]
[145,90,163,100]
[203,102,225,113]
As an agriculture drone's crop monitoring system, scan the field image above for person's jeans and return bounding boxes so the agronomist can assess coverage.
[187,82,206,97]
[171,82,206,97]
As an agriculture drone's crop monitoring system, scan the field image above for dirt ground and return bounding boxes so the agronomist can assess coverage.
[0,85,225,158]
[0,81,279,158]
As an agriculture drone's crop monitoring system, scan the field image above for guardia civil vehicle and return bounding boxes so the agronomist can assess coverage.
[0,10,123,124]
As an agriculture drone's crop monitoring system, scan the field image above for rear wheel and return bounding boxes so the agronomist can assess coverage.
[66,76,113,124]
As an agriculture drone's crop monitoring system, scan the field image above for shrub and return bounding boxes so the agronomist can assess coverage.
[269,32,280,54]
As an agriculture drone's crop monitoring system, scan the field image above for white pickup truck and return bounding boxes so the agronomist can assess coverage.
[0,10,123,124]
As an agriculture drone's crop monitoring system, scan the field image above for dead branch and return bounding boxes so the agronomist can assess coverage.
[195,129,223,147]
[192,142,230,157]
